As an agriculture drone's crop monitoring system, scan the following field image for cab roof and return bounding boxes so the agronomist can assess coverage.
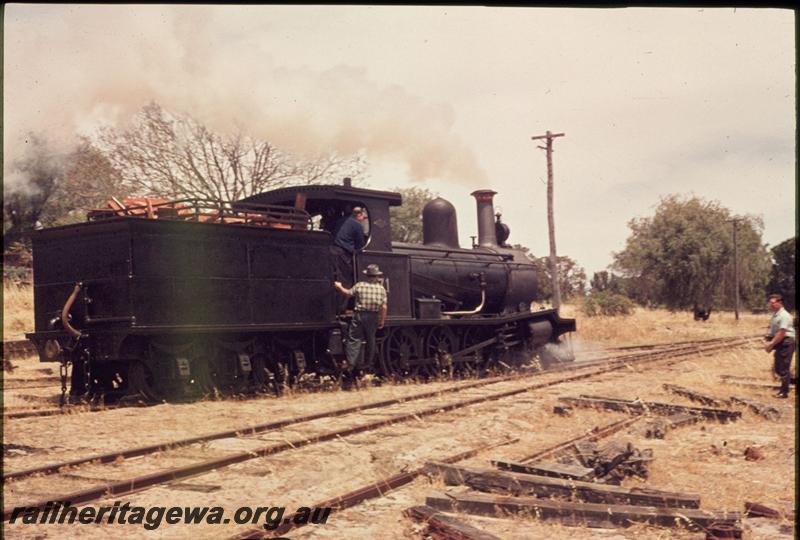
[237,184,403,208]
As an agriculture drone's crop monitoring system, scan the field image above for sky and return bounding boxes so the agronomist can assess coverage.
[4,5,796,276]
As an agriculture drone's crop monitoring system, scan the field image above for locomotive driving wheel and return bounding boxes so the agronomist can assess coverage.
[380,327,428,380]
[424,326,458,378]
[457,326,489,377]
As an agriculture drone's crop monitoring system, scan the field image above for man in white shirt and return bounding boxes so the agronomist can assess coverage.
[764,294,796,398]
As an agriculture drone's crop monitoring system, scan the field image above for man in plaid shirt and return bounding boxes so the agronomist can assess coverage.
[334,264,388,387]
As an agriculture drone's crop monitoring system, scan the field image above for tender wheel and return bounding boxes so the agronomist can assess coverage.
[189,355,216,396]
[250,353,274,393]
[380,327,428,379]
[424,327,458,378]
[127,360,161,402]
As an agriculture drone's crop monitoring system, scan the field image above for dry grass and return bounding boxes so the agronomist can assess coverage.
[560,302,765,347]
[3,281,34,340]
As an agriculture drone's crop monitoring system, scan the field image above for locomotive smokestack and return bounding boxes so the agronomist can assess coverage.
[471,190,498,248]
[342,177,352,187]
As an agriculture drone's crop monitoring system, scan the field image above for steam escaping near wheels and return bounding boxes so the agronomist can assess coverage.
[536,340,576,370]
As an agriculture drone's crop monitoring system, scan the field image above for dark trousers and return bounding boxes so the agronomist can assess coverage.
[331,245,354,312]
[345,310,379,372]
[331,245,354,288]
[774,337,796,395]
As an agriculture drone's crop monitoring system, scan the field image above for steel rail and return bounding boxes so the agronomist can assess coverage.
[0,376,62,391]
[2,335,755,522]
[2,339,38,358]
[1,374,519,481]
[2,334,753,480]
[1,333,759,420]
[3,335,756,483]
[233,337,746,539]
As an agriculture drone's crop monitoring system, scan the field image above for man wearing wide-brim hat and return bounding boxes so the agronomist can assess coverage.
[334,264,388,387]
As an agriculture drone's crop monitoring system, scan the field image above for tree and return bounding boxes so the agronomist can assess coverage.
[589,270,646,302]
[389,186,438,243]
[57,139,125,221]
[767,237,796,311]
[583,291,635,317]
[96,102,365,201]
[612,195,771,310]
[535,255,586,301]
[3,134,122,252]
[513,246,585,302]
[590,271,610,292]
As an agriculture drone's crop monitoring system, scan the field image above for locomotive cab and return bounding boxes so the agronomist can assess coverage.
[237,181,414,320]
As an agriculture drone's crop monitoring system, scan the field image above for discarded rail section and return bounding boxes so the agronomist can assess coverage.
[412,411,743,538]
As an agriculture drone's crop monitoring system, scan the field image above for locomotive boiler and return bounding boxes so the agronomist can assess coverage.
[396,190,539,316]
[25,180,575,401]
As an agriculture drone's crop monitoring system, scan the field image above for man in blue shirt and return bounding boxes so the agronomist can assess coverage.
[334,207,366,254]
[331,208,366,309]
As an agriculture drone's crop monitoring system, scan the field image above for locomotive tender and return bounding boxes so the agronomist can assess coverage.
[26,180,575,400]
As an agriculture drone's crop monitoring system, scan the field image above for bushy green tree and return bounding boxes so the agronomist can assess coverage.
[590,270,627,294]
[767,237,796,311]
[389,186,438,243]
[612,195,771,310]
[583,291,635,317]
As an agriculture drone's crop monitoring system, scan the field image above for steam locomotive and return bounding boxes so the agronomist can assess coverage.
[25,180,575,400]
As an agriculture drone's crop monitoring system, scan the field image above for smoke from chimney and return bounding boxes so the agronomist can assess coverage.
[4,5,489,193]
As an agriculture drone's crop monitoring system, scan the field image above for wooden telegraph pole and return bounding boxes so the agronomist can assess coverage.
[531,131,565,309]
[730,218,741,321]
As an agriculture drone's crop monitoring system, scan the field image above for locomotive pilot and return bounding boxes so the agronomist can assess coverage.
[333,264,388,389]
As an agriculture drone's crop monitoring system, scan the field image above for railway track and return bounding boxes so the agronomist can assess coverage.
[2,339,37,360]
[0,376,62,392]
[2,334,757,522]
[0,334,752,420]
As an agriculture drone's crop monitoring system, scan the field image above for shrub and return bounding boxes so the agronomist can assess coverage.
[583,291,635,317]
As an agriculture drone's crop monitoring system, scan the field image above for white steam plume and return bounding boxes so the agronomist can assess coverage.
[4,5,488,194]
